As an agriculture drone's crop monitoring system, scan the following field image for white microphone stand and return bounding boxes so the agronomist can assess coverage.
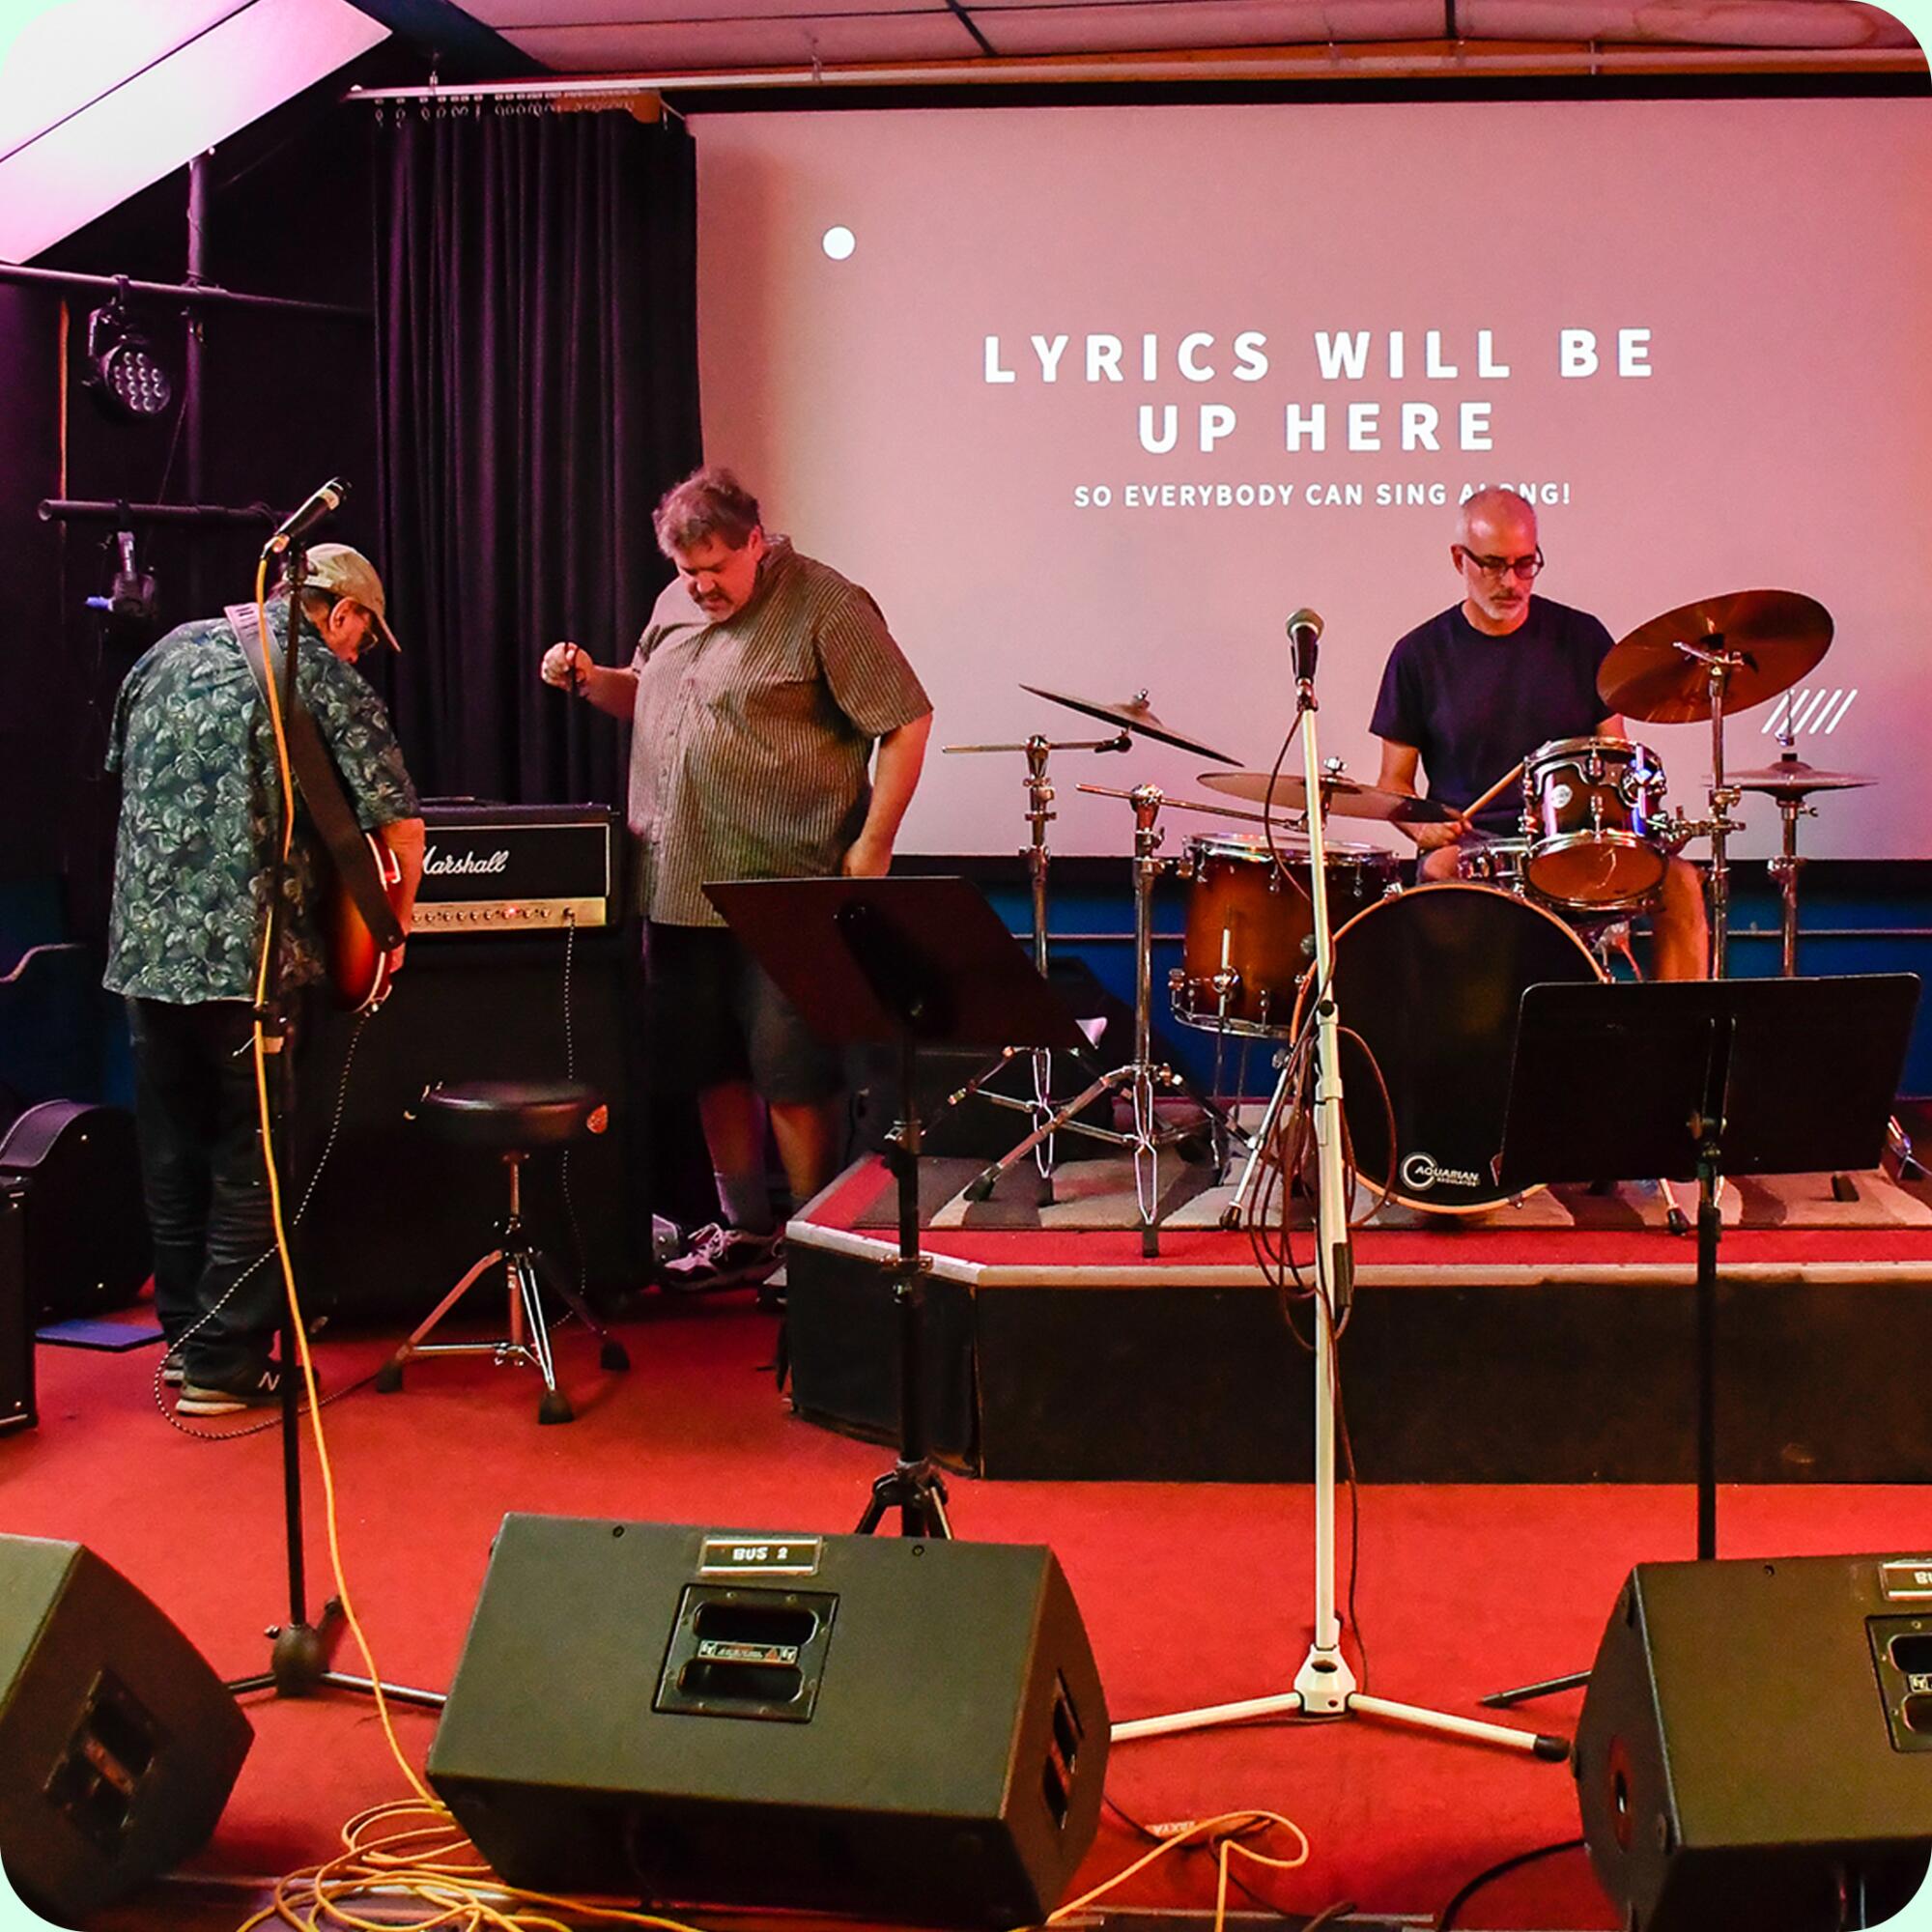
[1111,613,1567,1764]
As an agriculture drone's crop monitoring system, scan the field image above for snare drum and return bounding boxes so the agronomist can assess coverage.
[1456,838,1533,894]
[1174,833,1400,1038]
[1521,734,1669,910]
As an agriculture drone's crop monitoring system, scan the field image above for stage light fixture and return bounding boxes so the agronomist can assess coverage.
[82,300,174,421]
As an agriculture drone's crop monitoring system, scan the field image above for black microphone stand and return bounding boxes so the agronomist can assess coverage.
[222,507,440,1710]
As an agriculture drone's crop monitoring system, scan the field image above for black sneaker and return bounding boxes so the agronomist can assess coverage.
[160,1347,185,1387]
[660,1224,783,1293]
[176,1364,293,1416]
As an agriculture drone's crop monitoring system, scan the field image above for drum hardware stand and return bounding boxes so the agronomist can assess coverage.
[1481,973,1918,1710]
[1114,611,1568,1765]
[935,729,1129,1197]
[1662,638,1749,977]
[1748,733,1923,1188]
[962,783,1232,1256]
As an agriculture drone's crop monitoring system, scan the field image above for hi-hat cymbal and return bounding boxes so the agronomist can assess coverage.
[1021,685,1238,764]
[1719,756,1877,799]
[1598,590,1833,724]
[1198,768,1457,824]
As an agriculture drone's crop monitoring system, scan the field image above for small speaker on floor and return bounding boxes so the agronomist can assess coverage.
[428,1515,1108,1926]
[1574,1554,1932,1931]
[0,1535,252,1920]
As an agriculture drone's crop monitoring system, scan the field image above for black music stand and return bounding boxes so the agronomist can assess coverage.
[705,876,1088,1537]
[1484,973,1918,1707]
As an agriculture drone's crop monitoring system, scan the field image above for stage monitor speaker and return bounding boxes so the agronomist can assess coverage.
[1574,1555,1932,1932]
[428,1516,1108,1926]
[0,1535,252,1921]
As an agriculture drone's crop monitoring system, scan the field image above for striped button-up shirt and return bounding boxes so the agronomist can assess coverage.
[628,537,930,926]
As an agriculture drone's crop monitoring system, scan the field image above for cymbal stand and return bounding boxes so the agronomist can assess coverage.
[1113,631,1567,1766]
[936,729,1126,1196]
[1753,734,1923,1185]
[962,783,1221,1256]
[1671,639,1747,977]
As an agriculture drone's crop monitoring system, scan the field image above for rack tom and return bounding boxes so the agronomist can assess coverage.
[1174,833,1399,1039]
[1521,734,1669,910]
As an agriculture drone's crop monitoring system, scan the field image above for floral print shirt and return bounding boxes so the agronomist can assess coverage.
[104,603,419,1004]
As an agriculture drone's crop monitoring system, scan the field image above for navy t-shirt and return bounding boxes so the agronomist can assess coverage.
[1369,597,1616,831]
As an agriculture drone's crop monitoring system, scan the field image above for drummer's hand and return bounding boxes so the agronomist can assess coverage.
[1409,817,1469,851]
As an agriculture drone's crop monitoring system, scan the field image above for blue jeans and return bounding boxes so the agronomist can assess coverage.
[126,996,305,1384]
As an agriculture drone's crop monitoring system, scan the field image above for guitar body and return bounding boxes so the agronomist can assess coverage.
[325,832,406,1012]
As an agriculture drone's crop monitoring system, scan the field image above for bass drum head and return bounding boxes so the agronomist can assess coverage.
[1321,882,1602,1212]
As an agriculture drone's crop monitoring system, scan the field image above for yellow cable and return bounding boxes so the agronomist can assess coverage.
[1041,1808,1311,1929]
[242,560,433,1807]
[237,579,770,1928]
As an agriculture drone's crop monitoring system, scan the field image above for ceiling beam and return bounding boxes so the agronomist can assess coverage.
[344,0,547,78]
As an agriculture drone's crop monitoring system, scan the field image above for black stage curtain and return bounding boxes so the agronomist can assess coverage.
[371,106,701,805]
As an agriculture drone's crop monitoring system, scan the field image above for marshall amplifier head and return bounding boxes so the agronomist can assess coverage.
[415,803,622,935]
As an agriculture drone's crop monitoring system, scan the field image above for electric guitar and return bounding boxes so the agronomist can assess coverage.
[323,833,407,1012]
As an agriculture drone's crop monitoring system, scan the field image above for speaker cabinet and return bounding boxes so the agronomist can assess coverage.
[0,1536,251,1921]
[1574,1556,1932,1932]
[428,1516,1108,1926]
[297,932,648,1320]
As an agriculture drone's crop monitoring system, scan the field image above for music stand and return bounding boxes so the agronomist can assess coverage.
[705,876,1088,1537]
[1484,973,1918,1707]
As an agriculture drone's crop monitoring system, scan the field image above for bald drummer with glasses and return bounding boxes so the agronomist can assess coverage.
[1371,487,1708,980]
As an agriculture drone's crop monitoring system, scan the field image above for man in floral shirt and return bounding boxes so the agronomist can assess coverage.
[105,545,423,1414]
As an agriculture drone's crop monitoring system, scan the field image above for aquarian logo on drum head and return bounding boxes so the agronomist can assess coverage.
[1400,1151,1485,1194]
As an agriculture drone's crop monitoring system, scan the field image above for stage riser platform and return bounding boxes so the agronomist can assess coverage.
[785,1244,1932,1484]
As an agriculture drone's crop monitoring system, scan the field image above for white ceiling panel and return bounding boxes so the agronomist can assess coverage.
[0,0,385,262]
[500,10,985,68]
[973,0,1441,55]
[1463,0,1917,43]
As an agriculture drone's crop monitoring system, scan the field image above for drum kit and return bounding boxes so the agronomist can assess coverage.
[942,587,1889,1236]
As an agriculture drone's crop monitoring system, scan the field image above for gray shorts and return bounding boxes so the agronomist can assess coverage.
[642,922,843,1105]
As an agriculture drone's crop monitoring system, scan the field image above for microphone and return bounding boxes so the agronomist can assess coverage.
[1287,607,1323,688]
[265,477,349,554]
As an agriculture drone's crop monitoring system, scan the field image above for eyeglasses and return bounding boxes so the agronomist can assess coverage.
[1456,546,1545,581]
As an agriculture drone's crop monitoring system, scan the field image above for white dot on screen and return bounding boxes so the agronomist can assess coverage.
[822,226,856,261]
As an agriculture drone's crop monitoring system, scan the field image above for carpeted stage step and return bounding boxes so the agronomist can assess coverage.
[788,1153,1932,1484]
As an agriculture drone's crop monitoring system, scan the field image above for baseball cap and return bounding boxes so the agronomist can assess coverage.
[300,543,400,651]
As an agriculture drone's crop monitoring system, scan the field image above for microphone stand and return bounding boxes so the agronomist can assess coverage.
[223,511,440,1711]
[1109,615,1566,1764]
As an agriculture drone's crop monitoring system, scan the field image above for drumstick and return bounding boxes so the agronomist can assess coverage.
[1458,759,1526,825]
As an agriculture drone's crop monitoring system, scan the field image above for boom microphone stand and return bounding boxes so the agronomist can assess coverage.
[1110,610,1565,1764]
[224,488,440,1710]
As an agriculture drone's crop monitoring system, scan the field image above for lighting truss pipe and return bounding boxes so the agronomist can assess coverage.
[0,263,368,323]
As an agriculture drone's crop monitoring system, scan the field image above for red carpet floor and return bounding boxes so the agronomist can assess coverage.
[9,1297,1931,1931]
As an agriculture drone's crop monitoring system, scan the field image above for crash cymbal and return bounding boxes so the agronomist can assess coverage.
[1021,685,1239,764]
[1598,590,1833,724]
[1719,756,1876,798]
[1198,768,1457,824]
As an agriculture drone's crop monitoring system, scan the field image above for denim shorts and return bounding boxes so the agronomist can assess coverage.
[642,922,843,1105]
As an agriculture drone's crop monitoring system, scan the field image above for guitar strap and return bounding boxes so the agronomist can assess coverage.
[227,600,405,952]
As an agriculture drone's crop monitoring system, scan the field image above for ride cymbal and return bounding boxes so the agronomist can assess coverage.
[1198,768,1457,824]
[1598,590,1833,724]
[1021,685,1238,764]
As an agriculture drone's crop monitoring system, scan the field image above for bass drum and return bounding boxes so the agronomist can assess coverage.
[1300,882,1602,1213]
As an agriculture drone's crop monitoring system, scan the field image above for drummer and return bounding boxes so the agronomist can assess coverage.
[1370,488,1709,981]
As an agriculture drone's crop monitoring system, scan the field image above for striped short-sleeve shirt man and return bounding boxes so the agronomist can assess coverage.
[627,537,931,926]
